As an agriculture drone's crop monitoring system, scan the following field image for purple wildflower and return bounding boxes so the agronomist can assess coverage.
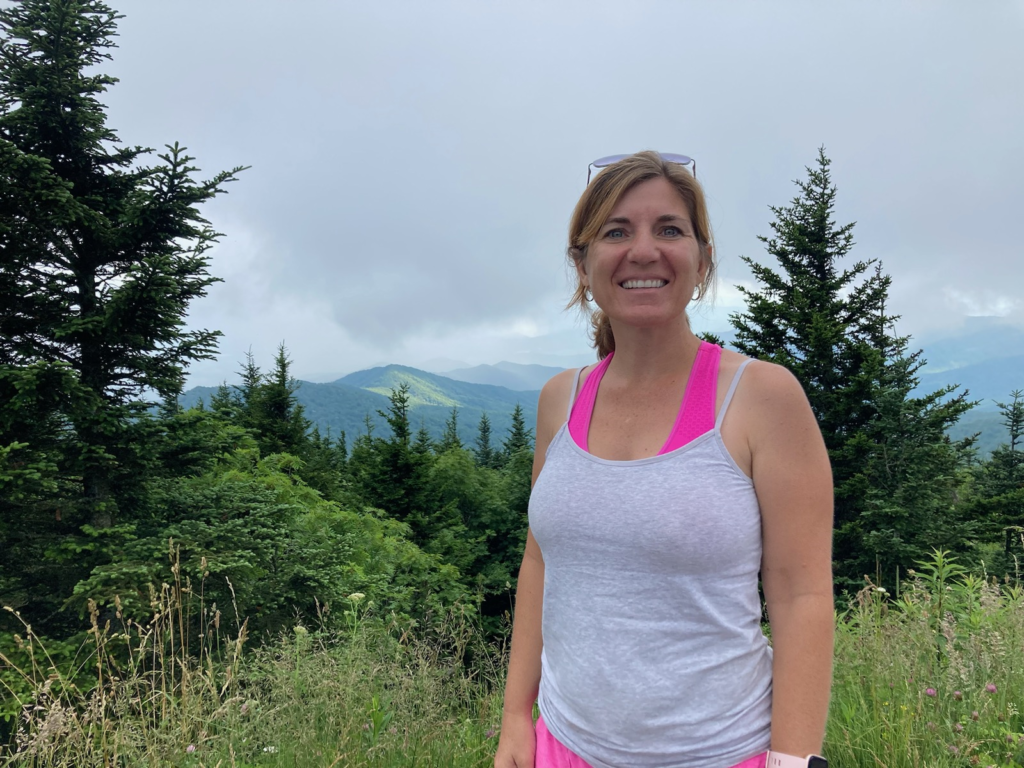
[186,744,197,754]
[985,683,997,693]
[953,723,963,733]
[953,690,962,700]
[926,687,937,697]
[485,729,496,739]
[971,711,979,721]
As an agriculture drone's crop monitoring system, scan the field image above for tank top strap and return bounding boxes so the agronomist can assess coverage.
[715,358,753,430]
[564,366,585,422]
[567,353,613,450]
[660,341,721,453]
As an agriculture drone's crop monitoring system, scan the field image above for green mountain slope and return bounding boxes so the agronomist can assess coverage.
[180,367,539,448]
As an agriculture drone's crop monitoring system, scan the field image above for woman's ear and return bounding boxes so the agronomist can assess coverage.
[699,243,713,282]
[571,246,589,287]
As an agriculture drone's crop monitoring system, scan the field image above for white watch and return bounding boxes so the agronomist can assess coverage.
[767,751,828,768]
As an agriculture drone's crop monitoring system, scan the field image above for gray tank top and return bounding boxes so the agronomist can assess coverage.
[529,360,772,768]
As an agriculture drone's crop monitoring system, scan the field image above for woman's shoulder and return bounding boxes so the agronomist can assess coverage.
[719,349,812,424]
[538,365,586,417]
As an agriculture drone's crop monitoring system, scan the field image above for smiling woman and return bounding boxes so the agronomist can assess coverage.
[494,151,835,768]
[567,152,716,359]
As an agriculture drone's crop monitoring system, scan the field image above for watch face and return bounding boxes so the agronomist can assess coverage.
[807,758,828,768]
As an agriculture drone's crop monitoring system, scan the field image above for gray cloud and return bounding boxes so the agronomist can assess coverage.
[92,1,1024,384]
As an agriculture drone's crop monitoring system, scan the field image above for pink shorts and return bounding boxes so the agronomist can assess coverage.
[535,714,768,768]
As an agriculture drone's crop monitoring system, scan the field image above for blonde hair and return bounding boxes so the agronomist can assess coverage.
[567,151,716,359]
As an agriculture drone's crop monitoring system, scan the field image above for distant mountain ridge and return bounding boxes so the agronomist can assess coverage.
[441,361,566,391]
[181,366,539,447]
[178,322,1023,454]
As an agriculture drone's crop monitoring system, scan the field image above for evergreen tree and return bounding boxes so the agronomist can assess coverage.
[244,344,310,457]
[438,406,463,452]
[502,403,534,459]
[0,0,243,635]
[0,0,244,515]
[474,412,496,468]
[986,390,1024,497]
[855,326,976,585]
[729,149,972,588]
[413,421,434,455]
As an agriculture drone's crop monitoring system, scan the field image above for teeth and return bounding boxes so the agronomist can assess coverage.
[621,279,667,289]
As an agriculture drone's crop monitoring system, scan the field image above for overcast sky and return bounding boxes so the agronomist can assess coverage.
[96,1,1024,386]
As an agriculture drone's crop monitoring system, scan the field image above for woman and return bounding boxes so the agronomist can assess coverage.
[494,152,834,768]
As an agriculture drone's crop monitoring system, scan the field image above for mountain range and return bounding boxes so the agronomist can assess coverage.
[181,319,1022,455]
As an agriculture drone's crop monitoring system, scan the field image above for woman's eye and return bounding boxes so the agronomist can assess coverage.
[663,226,683,237]
[604,228,625,239]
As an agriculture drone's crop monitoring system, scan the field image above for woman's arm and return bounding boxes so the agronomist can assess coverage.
[745,362,835,758]
[494,369,577,768]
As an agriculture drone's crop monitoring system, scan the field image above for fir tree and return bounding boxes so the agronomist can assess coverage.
[474,412,496,468]
[438,406,463,452]
[729,149,972,588]
[0,0,245,531]
[987,390,1024,497]
[225,345,310,458]
[0,0,245,637]
[502,403,534,458]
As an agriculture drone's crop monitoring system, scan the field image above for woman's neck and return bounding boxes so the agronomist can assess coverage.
[604,318,702,383]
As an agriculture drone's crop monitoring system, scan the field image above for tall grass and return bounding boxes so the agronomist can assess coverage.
[2,549,1023,767]
[828,551,1024,767]
[0,554,502,767]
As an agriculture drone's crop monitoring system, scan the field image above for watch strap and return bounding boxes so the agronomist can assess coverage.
[767,751,828,768]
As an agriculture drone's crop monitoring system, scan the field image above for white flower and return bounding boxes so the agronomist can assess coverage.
[347,592,365,602]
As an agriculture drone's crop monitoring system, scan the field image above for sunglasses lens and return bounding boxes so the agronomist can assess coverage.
[658,153,694,166]
[591,154,630,169]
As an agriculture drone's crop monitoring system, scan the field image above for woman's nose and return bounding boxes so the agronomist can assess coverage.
[627,231,659,262]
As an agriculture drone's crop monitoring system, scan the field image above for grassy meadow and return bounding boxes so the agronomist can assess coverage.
[2,552,1023,768]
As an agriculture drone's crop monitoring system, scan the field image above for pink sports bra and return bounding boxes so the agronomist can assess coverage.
[567,340,722,455]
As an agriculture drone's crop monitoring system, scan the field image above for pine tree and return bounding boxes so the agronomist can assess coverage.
[0,0,245,524]
[438,406,463,452]
[987,391,1024,497]
[474,412,496,468]
[502,403,534,459]
[0,0,244,637]
[413,421,434,455]
[729,149,972,588]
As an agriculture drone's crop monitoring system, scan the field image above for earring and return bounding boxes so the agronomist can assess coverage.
[584,287,593,302]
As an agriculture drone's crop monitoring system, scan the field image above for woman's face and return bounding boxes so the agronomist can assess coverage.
[577,176,708,330]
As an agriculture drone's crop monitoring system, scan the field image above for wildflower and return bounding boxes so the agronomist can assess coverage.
[186,744,197,753]
[926,687,937,697]
[971,711,979,721]
[985,683,997,694]
[240,702,250,715]
[927,722,937,731]
[953,723,963,733]
[263,746,278,753]
[348,592,366,602]
[875,587,887,594]
[485,728,497,739]
[948,745,959,754]
[953,690,963,700]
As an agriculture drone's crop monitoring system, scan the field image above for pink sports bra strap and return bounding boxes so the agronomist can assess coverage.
[567,342,723,455]
[566,353,613,451]
[660,341,721,453]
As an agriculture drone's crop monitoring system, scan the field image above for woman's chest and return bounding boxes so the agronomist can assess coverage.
[530,437,761,575]
[586,383,689,460]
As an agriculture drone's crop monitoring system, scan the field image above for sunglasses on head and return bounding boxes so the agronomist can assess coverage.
[587,153,696,184]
